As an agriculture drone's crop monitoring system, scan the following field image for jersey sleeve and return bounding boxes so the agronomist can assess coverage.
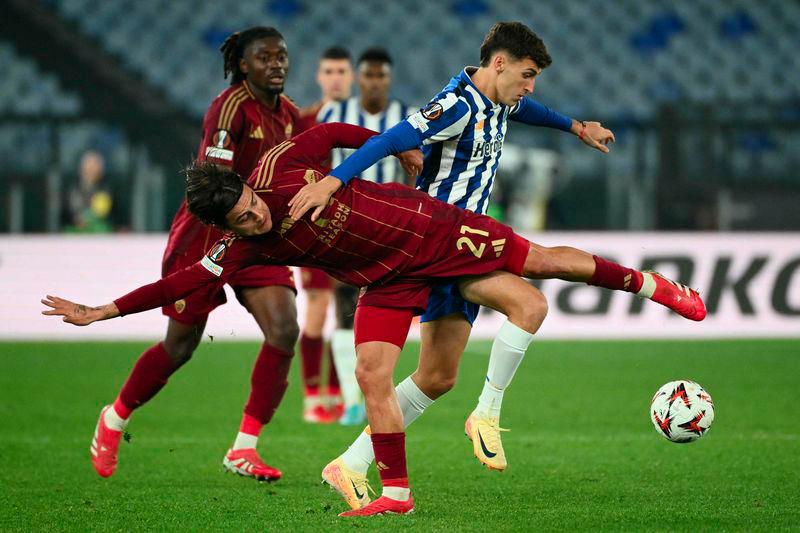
[198,92,248,167]
[113,236,258,316]
[405,92,472,145]
[289,123,379,166]
[508,97,572,131]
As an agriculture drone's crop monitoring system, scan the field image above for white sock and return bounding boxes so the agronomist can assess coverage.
[331,329,361,407]
[475,320,534,419]
[104,405,128,431]
[383,486,411,501]
[340,376,434,474]
[232,432,258,450]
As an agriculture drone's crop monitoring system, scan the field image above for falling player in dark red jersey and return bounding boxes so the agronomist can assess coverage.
[42,122,706,517]
[80,26,309,482]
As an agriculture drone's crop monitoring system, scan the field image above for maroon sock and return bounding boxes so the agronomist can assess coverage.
[371,432,409,488]
[587,255,643,293]
[118,342,176,413]
[326,346,340,396]
[244,342,293,425]
[300,334,322,396]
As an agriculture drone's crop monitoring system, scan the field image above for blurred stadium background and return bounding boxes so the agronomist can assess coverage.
[1,0,798,530]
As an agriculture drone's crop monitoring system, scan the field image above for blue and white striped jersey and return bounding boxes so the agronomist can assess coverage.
[407,67,523,215]
[318,96,409,183]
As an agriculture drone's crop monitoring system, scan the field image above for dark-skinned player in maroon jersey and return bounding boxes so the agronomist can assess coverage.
[79,26,309,482]
[43,122,706,517]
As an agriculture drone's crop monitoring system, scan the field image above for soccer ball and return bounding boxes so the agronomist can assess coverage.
[650,380,714,443]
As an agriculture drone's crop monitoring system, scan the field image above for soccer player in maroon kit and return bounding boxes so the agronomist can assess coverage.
[83,26,307,482]
[43,122,705,516]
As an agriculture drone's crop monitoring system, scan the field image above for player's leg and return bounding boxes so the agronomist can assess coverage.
[300,284,336,423]
[223,284,299,481]
[330,283,364,425]
[91,318,206,477]
[336,306,415,517]
[518,243,706,320]
[458,271,548,471]
[336,312,468,478]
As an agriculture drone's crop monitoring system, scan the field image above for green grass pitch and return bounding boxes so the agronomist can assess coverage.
[1,339,798,531]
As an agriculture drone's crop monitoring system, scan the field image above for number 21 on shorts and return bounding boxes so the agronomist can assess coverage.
[456,225,507,258]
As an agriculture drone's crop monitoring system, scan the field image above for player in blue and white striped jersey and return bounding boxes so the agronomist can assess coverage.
[292,22,615,509]
[317,47,409,184]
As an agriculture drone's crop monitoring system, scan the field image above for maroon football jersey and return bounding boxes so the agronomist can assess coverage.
[114,123,527,316]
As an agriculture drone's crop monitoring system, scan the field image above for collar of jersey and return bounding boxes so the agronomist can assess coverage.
[459,67,500,110]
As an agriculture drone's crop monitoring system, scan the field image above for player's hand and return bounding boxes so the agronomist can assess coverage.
[41,295,118,326]
[396,149,423,179]
[577,121,615,153]
[288,176,343,222]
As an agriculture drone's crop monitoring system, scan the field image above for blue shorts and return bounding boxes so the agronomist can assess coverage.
[420,280,480,325]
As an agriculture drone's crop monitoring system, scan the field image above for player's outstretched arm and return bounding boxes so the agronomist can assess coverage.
[41,295,119,326]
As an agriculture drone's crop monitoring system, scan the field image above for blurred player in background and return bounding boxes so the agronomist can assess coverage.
[296,46,354,425]
[87,26,304,482]
[314,47,411,426]
[292,22,618,510]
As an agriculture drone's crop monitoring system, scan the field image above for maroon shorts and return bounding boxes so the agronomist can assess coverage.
[161,204,296,324]
[299,267,333,290]
[358,208,529,315]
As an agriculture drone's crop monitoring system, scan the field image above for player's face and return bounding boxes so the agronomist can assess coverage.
[496,56,540,106]
[358,61,391,105]
[317,59,353,101]
[240,37,289,95]
[224,186,273,236]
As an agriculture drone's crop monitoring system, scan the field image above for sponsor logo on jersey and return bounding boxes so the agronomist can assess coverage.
[472,138,504,158]
[201,255,223,276]
[421,101,443,121]
[205,147,233,161]
[407,112,429,132]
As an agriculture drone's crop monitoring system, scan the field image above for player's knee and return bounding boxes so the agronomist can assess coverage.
[355,358,392,395]
[265,316,300,354]
[163,337,198,367]
[517,290,548,332]
[413,369,457,399]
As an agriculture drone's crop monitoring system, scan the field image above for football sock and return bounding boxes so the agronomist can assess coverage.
[371,432,410,500]
[300,333,323,397]
[340,377,433,474]
[117,342,176,415]
[233,414,262,450]
[326,347,341,398]
[587,255,643,293]
[475,320,534,419]
[243,342,292,427]
[331,329,361,408]
[104,397,130,431]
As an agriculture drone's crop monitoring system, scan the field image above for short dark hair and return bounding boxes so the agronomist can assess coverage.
[220,26,285,84]
[358,47,392,67]
[479,22,551,69]
[184,160,244,226]
[321,45,351,61]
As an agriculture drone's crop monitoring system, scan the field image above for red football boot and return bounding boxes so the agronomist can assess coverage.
[339,495,415,517]
[223,448,282,481]
[90,405,123,478]
[640,271,707,321]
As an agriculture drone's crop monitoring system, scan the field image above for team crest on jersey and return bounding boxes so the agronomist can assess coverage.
[285,123,293,138]
[421,102,443,121]
[212,129,232,149]
[174,299,186,313]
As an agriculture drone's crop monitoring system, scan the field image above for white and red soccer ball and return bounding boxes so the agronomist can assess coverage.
[650,380,715,443]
